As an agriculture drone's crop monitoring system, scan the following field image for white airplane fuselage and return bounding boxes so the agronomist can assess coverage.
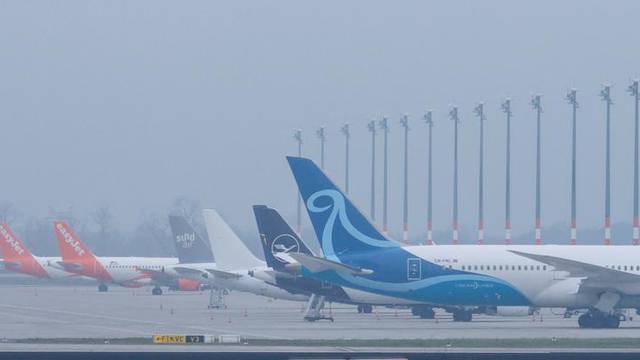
[395,244,640,308]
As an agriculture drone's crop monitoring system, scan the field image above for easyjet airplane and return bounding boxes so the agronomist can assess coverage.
[0,223,78,279]
[53,221,200,294]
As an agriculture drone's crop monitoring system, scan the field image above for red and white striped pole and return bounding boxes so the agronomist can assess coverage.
[424,111,434,245]
[474,103,485,245]
[531,95,543,245]
[502,99,512,245]
[628,80,640,245]
[450,106,460,245]
[600,85,612,246]
[566,89,578,245]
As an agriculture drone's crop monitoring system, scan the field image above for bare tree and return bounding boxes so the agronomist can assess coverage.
[170,196,205,235]
[92,206,113,255]
[0,202,18,224]
[134,211,174,257]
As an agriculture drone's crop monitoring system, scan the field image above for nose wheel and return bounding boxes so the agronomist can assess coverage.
[152,286,163,296]
[98,283,108,292]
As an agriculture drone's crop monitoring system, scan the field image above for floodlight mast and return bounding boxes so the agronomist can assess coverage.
[293,129,303,235]
[341,123,351,194]
[501,99,512,245]
[316,127,326,170]
[474,103,486,245]
[367,120,377,223]
[400,114,410,244]
[449,106,460,245]
[378,117,390,235]
[531,95,543,245]
[629,80,640,245]
[424,110,434,245]
[600,85,613,245]
[566,89,579,245]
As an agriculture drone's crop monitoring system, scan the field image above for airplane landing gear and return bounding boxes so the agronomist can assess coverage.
[452,309,472,322]
[98,283,108,292]
[151,286,163,296]
[357,304,373,314]
[412,305,435,319]
[578,311,620,328]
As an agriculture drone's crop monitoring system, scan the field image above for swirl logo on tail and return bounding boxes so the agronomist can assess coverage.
[307,189,396,260]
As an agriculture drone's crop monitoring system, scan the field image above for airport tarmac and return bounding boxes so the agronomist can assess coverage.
[1,283,640,341]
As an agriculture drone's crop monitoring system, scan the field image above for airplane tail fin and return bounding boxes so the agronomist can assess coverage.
[286,156,398,260]
[0,223,48,277]
[168,215,214,264]
[53,221,95,262]
[53,221,111,280]
[252,205,315,271]
[0,223,34,261]
[203,209,265,271]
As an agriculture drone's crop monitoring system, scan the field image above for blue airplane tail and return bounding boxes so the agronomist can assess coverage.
[286,156,398,261]
[252,205,315,271]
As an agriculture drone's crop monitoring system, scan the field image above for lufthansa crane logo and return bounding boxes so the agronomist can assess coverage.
[176,233,196,249]
[270,234,300,262]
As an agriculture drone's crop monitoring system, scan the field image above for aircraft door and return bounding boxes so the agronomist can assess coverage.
[407,258,421,281]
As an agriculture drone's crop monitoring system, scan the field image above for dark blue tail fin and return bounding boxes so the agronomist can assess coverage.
[286,156,398,261]
[168,215,214,264]
[252,205,314,271]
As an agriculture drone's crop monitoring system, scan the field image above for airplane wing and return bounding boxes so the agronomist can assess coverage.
[509,250,640,284]
[289,253,373,276]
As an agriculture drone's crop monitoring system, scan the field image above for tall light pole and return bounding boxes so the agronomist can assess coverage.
[449,106,460,245]
[629,80,640,245]
[341,123,351,194]
[367,120,377,223]
[293,129,303,235]
[474,103,485,245]
[566,89,578,245]
[424,111,434,245]
[600,85,613,245]
[400,114,410,244]
[316,127,326,170]
[378,117,390,235]
[531,95,543,245]
[501,99,512,245]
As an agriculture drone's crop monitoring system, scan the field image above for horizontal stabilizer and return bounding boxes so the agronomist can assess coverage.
[0,260,21,270]
[205,268,243,279]
[56,261,84,272]
[289,253,373,276]
[171,266,210,279]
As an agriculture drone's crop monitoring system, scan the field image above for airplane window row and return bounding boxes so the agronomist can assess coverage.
[457,264,548,271]
[605,265,640,271]
[106,265,162,270]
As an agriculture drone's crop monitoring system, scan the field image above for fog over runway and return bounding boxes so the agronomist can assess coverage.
[1,282,640,341]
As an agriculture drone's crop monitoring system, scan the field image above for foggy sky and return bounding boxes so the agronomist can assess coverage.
[1,1,640,245]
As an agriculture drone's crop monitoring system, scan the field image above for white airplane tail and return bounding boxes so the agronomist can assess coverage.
[202,209,264,271]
